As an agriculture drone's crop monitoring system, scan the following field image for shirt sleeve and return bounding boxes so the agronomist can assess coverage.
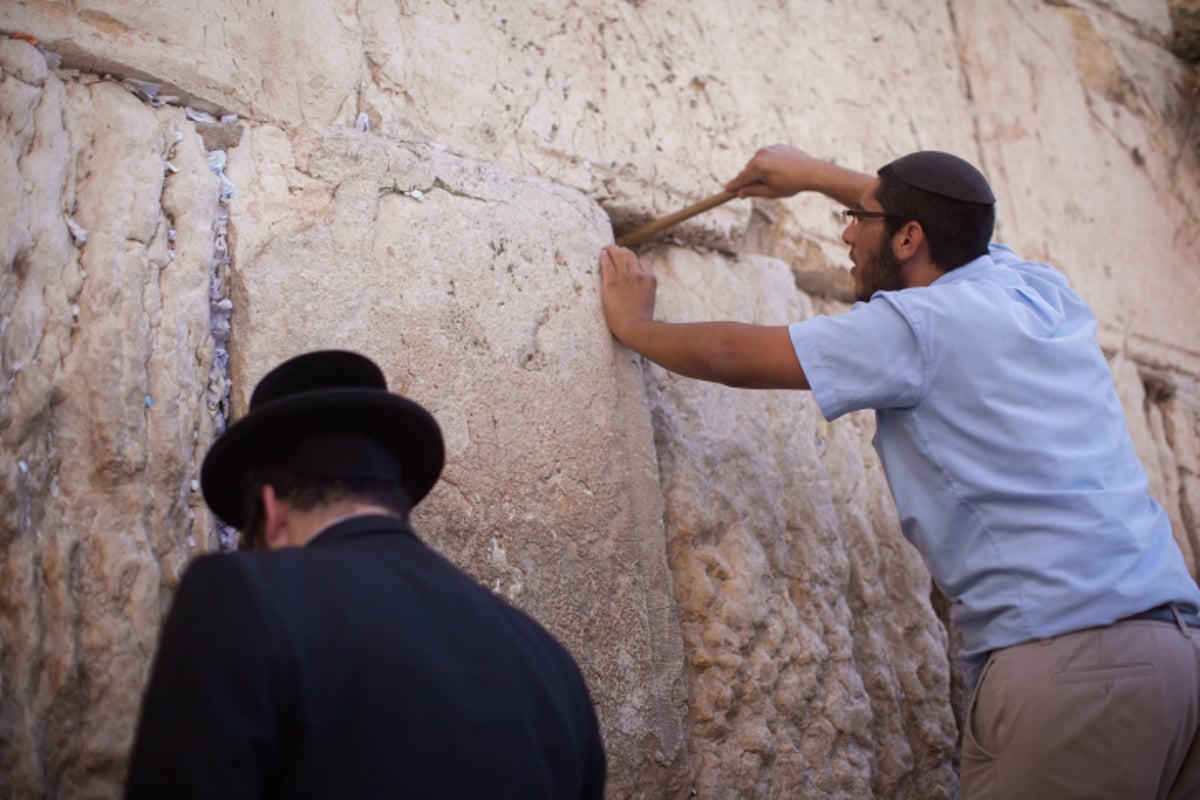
[124,554,287,800]
[789,296,926,420]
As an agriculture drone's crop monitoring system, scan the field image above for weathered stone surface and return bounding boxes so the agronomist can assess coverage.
[1171,0,1200,61]
[3,1,1195,353]
[955,2,1200,368]
[642,248,957,797]
[1163,379,1200,563]
[0,43,218,799]
[0,0,1198,797]
[223,123,691,797]
[0,0,362,122]
[1111,354,1200,569]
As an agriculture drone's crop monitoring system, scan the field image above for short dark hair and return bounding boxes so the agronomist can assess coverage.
[875,164,995,270]
[239,465,413,550]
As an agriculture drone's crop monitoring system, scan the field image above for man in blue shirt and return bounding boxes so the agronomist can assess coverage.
[598,145,1200,798]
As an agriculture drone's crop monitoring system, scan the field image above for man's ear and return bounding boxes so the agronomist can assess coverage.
[891,219,926,262]
[260,484,291,551]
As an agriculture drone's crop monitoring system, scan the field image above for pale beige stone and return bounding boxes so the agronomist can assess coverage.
[223,123,691,797]
[954,2,1200,364]
[0,0,362,122]
[0,43,218,799]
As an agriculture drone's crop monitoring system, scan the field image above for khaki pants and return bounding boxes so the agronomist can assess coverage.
[960,618,1200,799]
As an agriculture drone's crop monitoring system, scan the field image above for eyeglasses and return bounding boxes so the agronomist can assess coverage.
[842,208,905,225]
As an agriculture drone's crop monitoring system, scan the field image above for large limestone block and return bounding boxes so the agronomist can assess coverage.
[223,123,692,797]
[954,0,1200,361]
[0,1,986,253]
[0,0,362,122]
[640,247,957,798]
[0,44,218,799]
[1162,378,1200,567]
[1111,355,1200,574]
[340,0,992,275]
[351,2,979,215]
[5,2,1197,346]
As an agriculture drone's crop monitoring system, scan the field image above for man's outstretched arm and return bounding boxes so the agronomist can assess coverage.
[724,144,873,208]
[598,245,809,390]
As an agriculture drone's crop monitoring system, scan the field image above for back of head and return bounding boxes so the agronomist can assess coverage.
[876,151,996,271]
[237,439,417,549]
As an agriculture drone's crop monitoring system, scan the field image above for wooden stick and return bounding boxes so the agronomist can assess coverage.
[615,190,738,248]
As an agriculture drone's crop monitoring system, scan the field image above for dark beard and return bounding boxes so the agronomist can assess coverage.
[855,240,906,301]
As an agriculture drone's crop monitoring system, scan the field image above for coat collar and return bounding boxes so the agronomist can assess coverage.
[307,513,418,548]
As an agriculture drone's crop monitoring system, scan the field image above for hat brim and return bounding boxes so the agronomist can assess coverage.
[200,388,445,529]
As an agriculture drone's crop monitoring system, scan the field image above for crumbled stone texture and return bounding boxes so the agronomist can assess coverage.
[0,0,1198,797]
[642,248,957,798]
[0,41,218,799]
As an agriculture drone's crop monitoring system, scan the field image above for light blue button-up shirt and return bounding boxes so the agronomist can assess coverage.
[790,243,1200,669]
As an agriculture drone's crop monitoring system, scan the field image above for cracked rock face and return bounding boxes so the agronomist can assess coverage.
[643,248,958,797]
[1171,0,1200,61]
[0,46,218,799]
[223,123,691,796]
[1,2,1199,798]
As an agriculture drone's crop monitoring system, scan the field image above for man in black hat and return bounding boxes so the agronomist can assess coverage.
[598,146,1200,798]
[125,350,606,799]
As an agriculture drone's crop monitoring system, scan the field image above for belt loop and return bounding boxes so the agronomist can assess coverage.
[1169,602,1193,638]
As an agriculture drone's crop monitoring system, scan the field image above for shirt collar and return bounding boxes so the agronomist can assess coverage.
[863,252,997,305]
[931,251,995,286]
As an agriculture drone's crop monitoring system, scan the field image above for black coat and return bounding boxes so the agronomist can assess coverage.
[125,515,606,799]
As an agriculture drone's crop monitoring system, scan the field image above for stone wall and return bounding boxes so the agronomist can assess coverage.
[1,1,1197,797]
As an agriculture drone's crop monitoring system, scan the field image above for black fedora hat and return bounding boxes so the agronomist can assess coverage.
[200,350,444,529]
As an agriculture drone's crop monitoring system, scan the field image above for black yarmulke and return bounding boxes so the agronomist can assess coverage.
[885,151,995,204]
